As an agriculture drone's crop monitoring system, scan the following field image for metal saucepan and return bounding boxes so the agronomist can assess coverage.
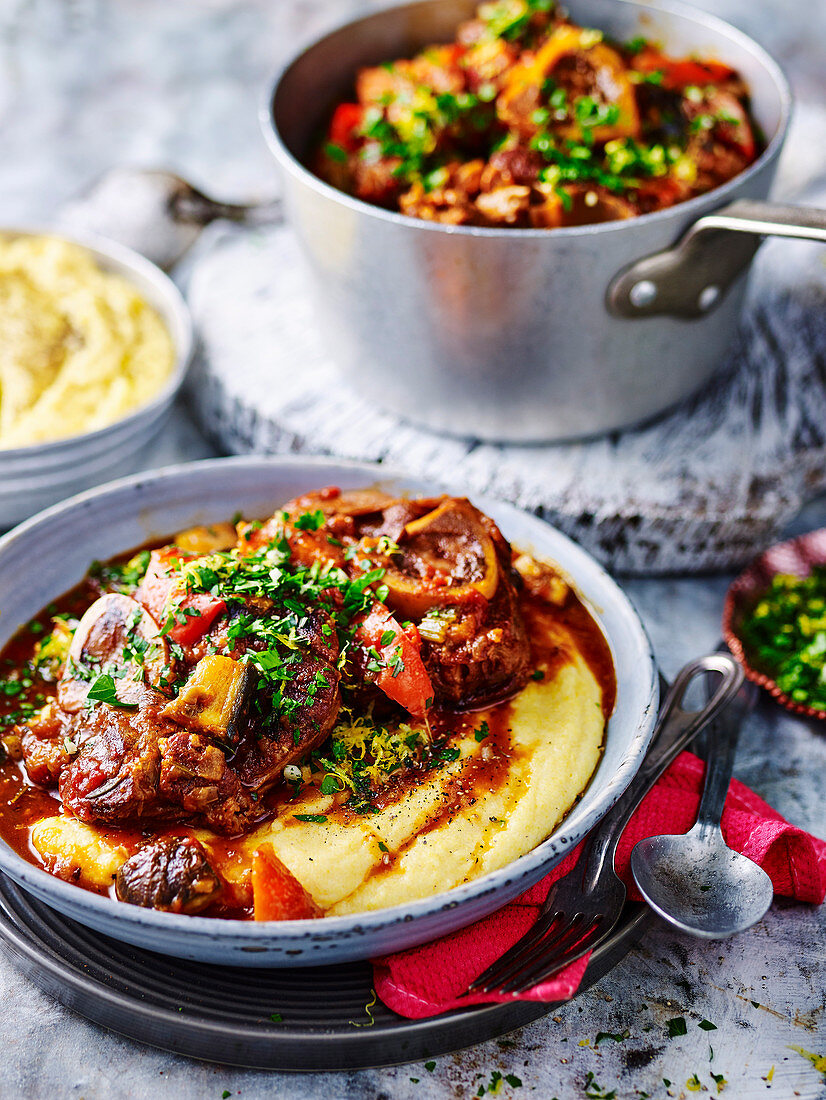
[261,0,826,443]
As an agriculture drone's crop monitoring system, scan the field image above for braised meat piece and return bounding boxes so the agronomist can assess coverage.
[158,729,258,833]
[230,608,341,790]
[18,704,72,786]
[419,577,531,709]
[59,687,257,834]
[241,486,394,568]
[59,691,169,824]
[280,489,531,709]
[392,498,531,708]
[115,837,222,914]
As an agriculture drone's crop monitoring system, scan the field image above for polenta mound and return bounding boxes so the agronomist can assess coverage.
[0,234,175,448]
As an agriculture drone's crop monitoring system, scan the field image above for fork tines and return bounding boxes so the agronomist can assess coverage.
[467,911,602,996]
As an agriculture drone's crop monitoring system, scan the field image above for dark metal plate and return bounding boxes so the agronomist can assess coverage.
[0,875,650,1071]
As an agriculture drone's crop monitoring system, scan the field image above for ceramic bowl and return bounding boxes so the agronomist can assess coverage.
[0,228,193,529]
[0,456,658,965]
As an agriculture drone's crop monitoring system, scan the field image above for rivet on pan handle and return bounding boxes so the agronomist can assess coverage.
[607,199,826,320]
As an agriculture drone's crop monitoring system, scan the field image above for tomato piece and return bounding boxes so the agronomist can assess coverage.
[704,91,756,159]
[354,602,434,718]
[632,47,734,91]
[329,103,363,152]
[251,846,322,921]
[136,548,226,646]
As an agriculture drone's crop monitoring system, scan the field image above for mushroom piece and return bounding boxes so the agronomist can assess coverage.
[115,836,222,914]
[58,593,171,713]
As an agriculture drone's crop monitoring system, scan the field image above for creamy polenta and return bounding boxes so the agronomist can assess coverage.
[0,234,175,448]
[242,652,602,914]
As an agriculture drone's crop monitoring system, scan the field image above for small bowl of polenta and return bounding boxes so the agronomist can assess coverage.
[0,229,192,527]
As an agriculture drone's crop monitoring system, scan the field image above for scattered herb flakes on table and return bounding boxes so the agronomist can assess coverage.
[739,567,826,709]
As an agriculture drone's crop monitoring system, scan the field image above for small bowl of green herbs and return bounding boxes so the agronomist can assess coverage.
[724,528,826,718]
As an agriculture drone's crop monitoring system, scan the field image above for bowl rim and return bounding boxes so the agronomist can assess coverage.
[0,455,659,945]
[0,226,193,459]
[260,0,792,241]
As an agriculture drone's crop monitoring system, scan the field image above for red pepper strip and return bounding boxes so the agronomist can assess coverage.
[329,103,363,152]
[354,602,434,719]
[632,47,735,91]
[136,548,226,646]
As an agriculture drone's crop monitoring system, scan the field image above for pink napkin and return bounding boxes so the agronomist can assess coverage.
[373,751,826,1018]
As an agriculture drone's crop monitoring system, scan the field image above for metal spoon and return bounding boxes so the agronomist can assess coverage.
[58,167,283,269]
[630,679,774,939]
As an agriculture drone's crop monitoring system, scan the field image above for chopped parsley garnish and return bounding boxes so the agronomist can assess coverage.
[474,721,490,742]
[86,673,138,710]
[623,35,647,54]
[583,1072,616,1099]
[293,814,328,824]
[89,549,151,594]
[481,0,554,41]
[667,1016,688,1038]
[594,1029,630,1045]
[738,567,826,709]
[324,142,348,164]
[320,773,345,795]
[292,509,326,531]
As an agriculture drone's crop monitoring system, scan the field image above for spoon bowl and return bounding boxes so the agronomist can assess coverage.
[631,680,774,939]
[59,168,282,269]
[631,826,775,939]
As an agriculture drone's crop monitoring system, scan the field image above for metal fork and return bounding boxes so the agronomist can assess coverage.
[465,653,744,996]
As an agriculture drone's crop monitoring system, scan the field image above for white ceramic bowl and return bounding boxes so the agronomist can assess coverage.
[0,228,193,529]
[0,456,658,965]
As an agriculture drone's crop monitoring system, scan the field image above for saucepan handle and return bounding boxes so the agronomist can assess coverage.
[607,199,826,319]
